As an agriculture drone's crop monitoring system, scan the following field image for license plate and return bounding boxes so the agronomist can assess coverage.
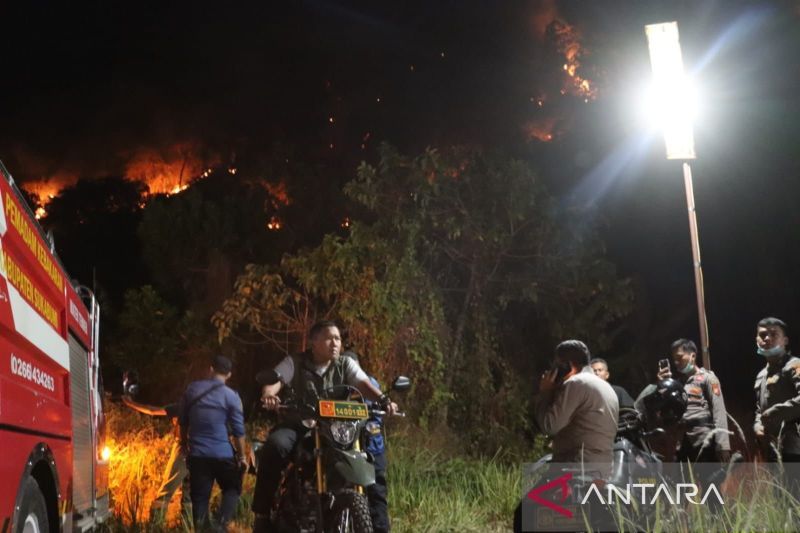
[318,400,369,419]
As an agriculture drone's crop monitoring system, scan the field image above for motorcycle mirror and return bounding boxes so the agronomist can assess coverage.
[256,368,283,386]
[391,376,411,392]
[122,370,140,397]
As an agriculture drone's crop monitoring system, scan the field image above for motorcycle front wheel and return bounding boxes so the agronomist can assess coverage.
[327,488,373,533]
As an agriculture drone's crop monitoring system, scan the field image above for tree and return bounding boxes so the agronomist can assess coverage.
[213,223,448,421]
[345,144,633,448]
[40,176,149,309]
[108,285,211,403]
[215,144,632,449]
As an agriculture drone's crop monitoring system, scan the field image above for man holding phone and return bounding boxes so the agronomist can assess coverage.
[534,340,619,477]
[657,339,731,463]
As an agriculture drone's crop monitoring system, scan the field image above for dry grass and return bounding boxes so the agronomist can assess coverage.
[105,401,257,531]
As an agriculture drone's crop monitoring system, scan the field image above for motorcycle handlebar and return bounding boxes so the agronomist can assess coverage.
[369,409,406,418]
[270,402,406,418]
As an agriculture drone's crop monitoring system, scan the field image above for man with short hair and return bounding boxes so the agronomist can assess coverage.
[753,317,800,462]
[534,340,619,478]
[657,338,731,463]
[590,357,635,410]
[252,320,398,532]
[179,355,247,531]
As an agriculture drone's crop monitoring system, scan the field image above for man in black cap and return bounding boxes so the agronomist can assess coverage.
[179,355,247,531]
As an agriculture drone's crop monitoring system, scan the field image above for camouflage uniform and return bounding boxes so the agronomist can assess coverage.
[754,354,800,459]
[677,367,730,461]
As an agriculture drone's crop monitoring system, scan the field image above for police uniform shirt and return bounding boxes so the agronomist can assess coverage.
[754,354,800,454]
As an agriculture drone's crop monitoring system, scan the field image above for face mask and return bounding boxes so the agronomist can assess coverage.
[757,345,786,358]
[678,362,694,375]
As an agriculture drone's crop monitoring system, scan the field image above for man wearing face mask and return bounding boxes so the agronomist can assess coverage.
[534,340,619,478]
[753,317,800,462]
[657,338,731,463]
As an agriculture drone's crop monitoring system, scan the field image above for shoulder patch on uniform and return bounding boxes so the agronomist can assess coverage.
[712,382,721,396]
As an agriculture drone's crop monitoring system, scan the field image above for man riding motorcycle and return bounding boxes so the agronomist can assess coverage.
[252,320,398,532]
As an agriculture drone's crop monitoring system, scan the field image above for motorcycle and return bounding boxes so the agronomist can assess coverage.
[518,407,667,532]
[257,370,410,533]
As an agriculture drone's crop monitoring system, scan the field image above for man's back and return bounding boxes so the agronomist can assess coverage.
[181,378,245,458]
[535,368,619,467]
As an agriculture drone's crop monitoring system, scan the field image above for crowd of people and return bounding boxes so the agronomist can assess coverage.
[122,315,799,531]
[534,316,798,472]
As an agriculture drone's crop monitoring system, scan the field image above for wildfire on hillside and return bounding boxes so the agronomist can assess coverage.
[20,143,219,218]
[22,174,78,219]
[526,3,597,144]
[124,143,213,195]
[523,117,559,143]
[548,20,597,102]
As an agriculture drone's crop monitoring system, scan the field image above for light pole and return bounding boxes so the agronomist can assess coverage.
[644,21,711,370]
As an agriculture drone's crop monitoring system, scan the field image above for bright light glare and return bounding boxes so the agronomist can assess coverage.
[645,21,696,160]
[639,78,700,132]
[101,446,112,461]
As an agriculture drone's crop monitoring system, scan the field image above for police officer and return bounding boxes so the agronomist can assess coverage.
[753,317,800,462]
[657,338,731,462]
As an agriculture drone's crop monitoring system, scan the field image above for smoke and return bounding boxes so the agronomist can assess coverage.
[531,0,559,41]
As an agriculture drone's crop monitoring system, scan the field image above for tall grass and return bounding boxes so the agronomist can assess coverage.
[108,402,800,532]
[386,426,546,533]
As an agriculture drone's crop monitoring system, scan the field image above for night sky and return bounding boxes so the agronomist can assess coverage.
[2,1,800,417]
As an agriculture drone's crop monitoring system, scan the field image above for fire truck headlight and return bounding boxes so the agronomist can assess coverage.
[101,446,112,462]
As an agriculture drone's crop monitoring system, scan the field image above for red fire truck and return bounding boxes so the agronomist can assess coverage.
[0,162,109,532]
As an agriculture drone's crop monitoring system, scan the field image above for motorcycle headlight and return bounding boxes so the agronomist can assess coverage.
[329,420,358,446]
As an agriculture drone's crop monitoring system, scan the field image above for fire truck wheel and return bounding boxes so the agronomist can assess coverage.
[16,476,49,533]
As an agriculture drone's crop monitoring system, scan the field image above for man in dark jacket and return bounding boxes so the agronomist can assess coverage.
[180,355,247,530]
[753,317,800,462]
[590,357,635,410]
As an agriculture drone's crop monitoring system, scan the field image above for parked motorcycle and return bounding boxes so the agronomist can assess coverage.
[257,370,410,533]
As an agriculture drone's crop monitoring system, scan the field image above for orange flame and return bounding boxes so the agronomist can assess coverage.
[523,117,558,143]
[124,143,213,195]
[264,181,291,208]
[23,176,75,201]
[549,20,597,102]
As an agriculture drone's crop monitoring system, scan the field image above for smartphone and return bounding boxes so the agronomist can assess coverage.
[658,358,670,372]
[551,361,572,382]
